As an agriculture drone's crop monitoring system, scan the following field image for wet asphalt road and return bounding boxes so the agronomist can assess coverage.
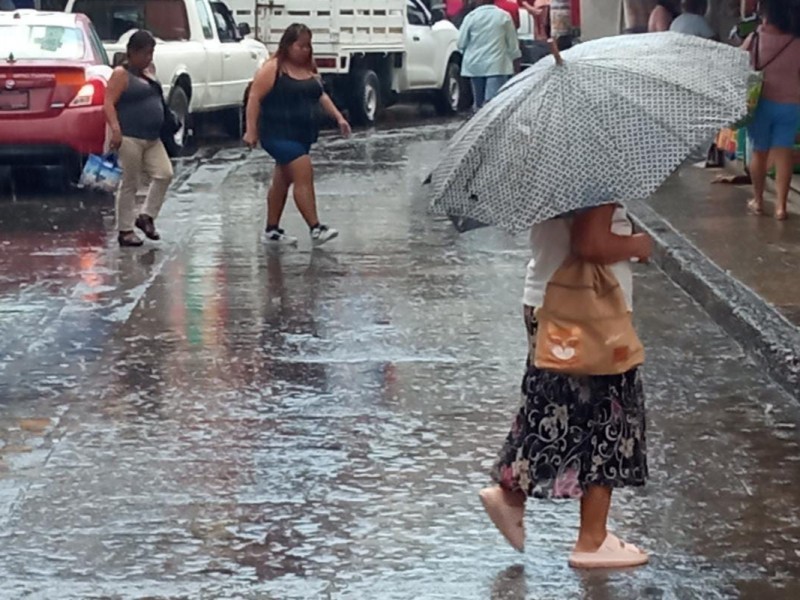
[0,116,799,599]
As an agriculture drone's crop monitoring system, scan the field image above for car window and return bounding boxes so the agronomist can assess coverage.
[0,25,85,60]
[86,22,110,64]
[406,0,430,26]
[211,4,238,43]
[72,0,190,42]
[195,0,215,40]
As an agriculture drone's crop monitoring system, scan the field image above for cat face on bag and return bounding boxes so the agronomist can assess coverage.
[545,323,581,364]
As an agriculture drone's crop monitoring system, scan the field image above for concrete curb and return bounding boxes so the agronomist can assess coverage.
[628,202,800,400]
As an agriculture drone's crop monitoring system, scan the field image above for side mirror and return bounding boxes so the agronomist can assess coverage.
[238,22,251,37]
[430,8,445,23]
[112,51,126,67]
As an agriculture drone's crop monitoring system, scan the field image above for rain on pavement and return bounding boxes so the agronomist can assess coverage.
[0,115,798,599]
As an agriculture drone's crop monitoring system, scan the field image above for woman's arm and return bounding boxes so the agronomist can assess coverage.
[243,59,278,147]
[103,67,128,151]
[648,7,670,32]
[741,32,755,52]
[571,204,652,265]
[320,92,351,137]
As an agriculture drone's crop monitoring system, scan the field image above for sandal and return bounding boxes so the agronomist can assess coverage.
[775,209,788,221]
[747,199,764,216]
[479,486,525,552]
[568,533,649,569]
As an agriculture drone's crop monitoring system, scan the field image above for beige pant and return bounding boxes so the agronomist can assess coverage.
[116,137,174,232]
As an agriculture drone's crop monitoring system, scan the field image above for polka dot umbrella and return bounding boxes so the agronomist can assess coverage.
[428,32,754,234]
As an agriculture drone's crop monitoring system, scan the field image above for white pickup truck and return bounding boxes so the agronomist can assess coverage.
[241,0,466,124]
[64,0,269,152]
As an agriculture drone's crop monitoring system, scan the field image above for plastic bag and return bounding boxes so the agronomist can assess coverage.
[79,154,122,194]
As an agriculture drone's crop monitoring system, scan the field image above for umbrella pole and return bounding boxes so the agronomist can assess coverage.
[549,39,565,66]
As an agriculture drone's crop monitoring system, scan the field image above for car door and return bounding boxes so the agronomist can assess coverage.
[194,0,225,108]
[211,1,256,107]
[405,0,438,88]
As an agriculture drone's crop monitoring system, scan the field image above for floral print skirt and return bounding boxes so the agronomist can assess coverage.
[490,307,648,499]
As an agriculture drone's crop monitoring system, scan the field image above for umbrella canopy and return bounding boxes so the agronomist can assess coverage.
[429,32,753,234]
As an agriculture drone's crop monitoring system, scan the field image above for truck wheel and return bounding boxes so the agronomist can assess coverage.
[435,60,461,115]
[225,88,249,139]
[165,87,190,157]
[350,69,381,125]
[224,105,244,139]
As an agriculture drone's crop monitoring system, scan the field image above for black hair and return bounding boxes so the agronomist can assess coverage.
[760,0,798,35]
[683,0,708,15]
[127,30,156,55]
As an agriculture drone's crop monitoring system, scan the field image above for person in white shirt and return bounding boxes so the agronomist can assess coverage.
[669,0,716,39]
[457,0,521,110]
[479,204,655,569]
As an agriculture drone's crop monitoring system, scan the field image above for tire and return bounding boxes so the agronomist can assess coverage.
[224,88,249,139]
[435,60,461,115]
[223,105,244,139]
[349,69,381,126]
[164,86,190,157]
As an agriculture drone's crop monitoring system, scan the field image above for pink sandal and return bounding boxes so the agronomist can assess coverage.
[479,487,525,552]
[568,533,649,569]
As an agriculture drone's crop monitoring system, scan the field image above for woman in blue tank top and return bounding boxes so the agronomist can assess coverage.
[244,24,352,246]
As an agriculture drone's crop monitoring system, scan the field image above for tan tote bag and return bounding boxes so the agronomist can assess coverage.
[533,257,644,376]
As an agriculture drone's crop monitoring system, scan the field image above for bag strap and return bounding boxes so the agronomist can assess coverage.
[753,33,795,71]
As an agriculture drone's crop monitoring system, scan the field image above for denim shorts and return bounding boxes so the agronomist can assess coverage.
[261,138,311,165]
[747,99,800,152]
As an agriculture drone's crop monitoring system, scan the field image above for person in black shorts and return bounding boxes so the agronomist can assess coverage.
[244,23,351,246]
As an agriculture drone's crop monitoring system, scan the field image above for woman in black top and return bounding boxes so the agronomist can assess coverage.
[244,24,351,246]
[105,31,174,247]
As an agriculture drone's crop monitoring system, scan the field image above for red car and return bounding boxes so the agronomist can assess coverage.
[0,10,112,180]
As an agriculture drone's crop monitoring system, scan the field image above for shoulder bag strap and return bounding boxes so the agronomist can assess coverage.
[755,35,795,71]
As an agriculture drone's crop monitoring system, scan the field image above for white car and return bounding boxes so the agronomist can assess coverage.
[64,0,269,152]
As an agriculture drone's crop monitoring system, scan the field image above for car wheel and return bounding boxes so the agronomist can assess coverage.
[165,87,190,157]
[349,69,381,126]
[435,60,461,115]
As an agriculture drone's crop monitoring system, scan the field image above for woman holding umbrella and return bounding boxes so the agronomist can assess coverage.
[429,33,752,569]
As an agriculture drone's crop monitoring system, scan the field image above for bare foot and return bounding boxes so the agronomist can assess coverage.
[776,208,788,221]
[747,199,764,216]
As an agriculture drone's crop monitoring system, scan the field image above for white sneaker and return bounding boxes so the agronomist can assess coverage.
[311,225,339,246]
[264,228,298,245]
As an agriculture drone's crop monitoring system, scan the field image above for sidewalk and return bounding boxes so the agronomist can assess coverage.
[629,162,800,399]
